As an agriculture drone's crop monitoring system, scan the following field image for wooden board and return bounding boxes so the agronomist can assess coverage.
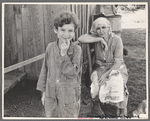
[4,5,18,67]
[5,4,111,80]
[4,53,45,73]
[30,5,45,77]
[15,14,24,72]
[4,71,27,94]
[43,4,68,47]
[43,5,52,48]
[22,5,36,79]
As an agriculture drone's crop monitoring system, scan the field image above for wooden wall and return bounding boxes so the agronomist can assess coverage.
[4,4,70,79]
[4,4,118,79]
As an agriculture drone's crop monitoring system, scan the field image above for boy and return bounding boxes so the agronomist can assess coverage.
[36,11,82,118]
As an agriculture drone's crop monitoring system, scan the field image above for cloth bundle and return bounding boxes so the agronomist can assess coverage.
[90,70,124,103]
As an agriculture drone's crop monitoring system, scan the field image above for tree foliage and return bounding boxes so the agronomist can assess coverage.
[117,5,145,12]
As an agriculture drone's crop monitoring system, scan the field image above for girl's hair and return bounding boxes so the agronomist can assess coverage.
[54,11,79,30]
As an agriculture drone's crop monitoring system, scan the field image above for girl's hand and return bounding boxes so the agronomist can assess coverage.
[41,91,45,106]
[60,39,70,56]
[98,73,108,86]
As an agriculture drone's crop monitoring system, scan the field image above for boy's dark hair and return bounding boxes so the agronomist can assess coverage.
[54,11,79,30]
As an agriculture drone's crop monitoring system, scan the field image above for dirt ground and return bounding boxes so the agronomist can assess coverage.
[4,10,147,118]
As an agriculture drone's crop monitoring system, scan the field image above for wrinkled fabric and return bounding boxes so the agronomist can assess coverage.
[90,71,99,98]
[94,33,128,84]
[99,70,124,103]
[36,41,82,117]
[91,33,129,109]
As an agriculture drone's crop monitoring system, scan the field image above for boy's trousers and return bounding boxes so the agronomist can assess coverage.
[44,81,81,118]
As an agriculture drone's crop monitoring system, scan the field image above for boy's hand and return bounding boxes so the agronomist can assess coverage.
[41,91,45,105]
[60,39,70,56]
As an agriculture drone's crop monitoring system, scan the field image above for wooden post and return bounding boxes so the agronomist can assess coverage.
[75,5,78,41]
[15,14,24,72]
[87,5,92,75]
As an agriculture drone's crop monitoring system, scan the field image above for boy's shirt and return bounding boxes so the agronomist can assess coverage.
[36,40,82,94]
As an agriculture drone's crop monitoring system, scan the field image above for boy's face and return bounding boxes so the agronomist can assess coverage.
[54,23,75,46]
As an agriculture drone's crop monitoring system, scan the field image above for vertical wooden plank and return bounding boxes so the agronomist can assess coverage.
[11,5,18,66]
[87,5,92,75]
[83,4,86,34]
[15,14,24,72]
[22,4,36,79]
[43,5,52,48]
[80,5,83,35]
[80,4,87,64]
[71,5,75,40]
[79,5,82,37]
[4,5,18,68]
[71,4,75,13]
[4,5,11,67]
[81,4,88,63]
[43,4,67,47]
[30,5,45,78]
[66,4,71,11]
[84,5,87,33]
[85,5,88,33]
[75,5,78,41]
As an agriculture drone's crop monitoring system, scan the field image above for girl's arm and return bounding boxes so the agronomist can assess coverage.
[78,34,105,43]
[78,34,108,51]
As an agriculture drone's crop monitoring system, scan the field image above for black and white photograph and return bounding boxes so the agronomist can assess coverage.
[2,2,148,119]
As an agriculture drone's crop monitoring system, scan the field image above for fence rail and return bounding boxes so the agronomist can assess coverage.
[4,53,45,73]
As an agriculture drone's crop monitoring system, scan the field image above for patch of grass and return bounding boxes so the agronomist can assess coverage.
[124,57,146,117]
[121,29,146,46]
[121,29,146,59]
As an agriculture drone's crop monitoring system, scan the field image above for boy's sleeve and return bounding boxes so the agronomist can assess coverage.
[36,46,49,92]
[59,45,82,79]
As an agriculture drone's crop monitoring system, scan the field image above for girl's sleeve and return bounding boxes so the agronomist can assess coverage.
[114,37,124,62]
[58,45,82,79]
[36,46,49,92]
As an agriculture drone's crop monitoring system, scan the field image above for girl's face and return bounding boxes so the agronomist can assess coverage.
[96,23,110,39]
[55,23,75,46]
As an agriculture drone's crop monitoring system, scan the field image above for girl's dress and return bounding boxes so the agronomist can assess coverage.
[92,33,129,109]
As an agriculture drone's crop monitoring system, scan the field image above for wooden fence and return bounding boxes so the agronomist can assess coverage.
[4,4,117,79]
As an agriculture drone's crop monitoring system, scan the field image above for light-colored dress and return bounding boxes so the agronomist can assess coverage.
[93,33,129,109]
